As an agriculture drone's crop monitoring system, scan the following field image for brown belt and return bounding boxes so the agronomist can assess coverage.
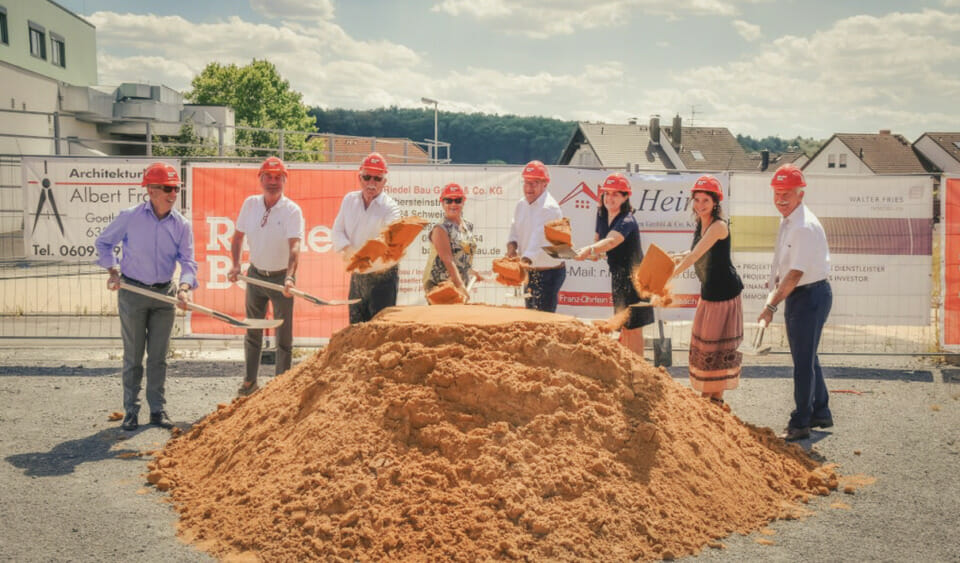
[528,263,565,272]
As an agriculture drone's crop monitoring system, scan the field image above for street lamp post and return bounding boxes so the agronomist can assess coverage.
[421,97,438,163]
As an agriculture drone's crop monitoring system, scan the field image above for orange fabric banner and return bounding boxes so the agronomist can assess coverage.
[190,165,356,339]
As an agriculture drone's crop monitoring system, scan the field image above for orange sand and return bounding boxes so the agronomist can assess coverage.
[347,216,428,273]
[152,305,836,561]
[425,281,466,305]
[632,243,675,298]
[544,218,572,246]
[492,256,526,286]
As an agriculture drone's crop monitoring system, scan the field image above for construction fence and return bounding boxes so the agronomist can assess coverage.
[1,154,952,356]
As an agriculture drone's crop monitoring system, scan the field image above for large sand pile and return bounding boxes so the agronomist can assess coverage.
[150,305,835,561]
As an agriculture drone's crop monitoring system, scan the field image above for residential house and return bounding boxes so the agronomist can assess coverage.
[308,134,431,165]
[557,114,756,172]
[913,133,960,174]
[803,130,927,175]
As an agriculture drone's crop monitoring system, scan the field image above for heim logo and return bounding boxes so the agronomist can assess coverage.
[558,181,599,210]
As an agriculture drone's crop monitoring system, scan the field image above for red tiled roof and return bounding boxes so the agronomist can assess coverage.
[833,132,927,174]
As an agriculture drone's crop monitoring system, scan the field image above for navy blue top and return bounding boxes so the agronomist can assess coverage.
[596,210,641,270]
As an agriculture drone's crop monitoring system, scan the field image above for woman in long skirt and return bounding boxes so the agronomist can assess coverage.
[671,176,744,405]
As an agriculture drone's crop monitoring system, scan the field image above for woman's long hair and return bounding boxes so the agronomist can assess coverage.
[598,192,634,222]
[692,191,723,226]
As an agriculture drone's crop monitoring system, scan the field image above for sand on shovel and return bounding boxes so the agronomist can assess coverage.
[150,305,836,561]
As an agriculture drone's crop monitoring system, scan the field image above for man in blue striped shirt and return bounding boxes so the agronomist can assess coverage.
[95,162,198,432]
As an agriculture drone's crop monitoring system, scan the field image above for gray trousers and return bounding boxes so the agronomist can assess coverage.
[118,284,175,416]
[244,270,294,383]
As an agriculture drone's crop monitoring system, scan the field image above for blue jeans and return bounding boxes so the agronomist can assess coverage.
[784,280,833,428]
[525,265,566,313]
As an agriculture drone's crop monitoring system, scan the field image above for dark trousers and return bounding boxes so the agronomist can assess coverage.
[349,265,399,324]
[525,266,566,313]
[785,280,833,429]
[244,269,294,383]
[118,282,175,416]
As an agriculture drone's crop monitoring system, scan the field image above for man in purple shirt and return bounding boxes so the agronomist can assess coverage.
[95,162,198,431]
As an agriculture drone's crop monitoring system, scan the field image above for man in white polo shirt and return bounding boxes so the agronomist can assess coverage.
[758,164,833,442]
[332,152,402,323]
[506,160,566,312]
[227,156,304,396]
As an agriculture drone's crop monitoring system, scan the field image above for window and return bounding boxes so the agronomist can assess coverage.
[0,6,8,46]
[50,32,65,67]
[690,150,705,161]
[827,154,836,168]
[953,141,960,150]
[29,21,46,59]
[838,154,847,168]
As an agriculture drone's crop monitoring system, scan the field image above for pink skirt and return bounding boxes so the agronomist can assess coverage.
[689,295,743,393]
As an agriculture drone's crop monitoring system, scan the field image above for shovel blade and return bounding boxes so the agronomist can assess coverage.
[654,337,672,367]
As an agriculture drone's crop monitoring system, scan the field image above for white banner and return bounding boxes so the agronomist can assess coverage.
[729,173,933,325]
[22,157,181,261]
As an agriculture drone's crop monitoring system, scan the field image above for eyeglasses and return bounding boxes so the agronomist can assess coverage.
[151,185,180,193]
[361,174,383,182]
[443,198,463,205]
[260,207,272,227]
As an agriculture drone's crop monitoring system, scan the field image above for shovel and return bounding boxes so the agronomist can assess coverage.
[541,244,578,260]
[740,319,771,356]
[238,274,359,306]
[119,282,283,330]
[653,316,672,367]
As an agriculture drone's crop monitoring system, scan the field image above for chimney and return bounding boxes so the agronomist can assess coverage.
[650,114,660,145]
[628,117,638,125]
[879,129,891,135]
[672,113,682,147]
[760,149,770,171]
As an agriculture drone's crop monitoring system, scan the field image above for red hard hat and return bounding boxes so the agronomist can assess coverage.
[439,183,467,201]
[141,162,180,187]
[360,152,388,174]
[259,156,288,177]
[770,164,806,191]
[691,175,723,201]
[521,160,549,182]
[600,172,632,196]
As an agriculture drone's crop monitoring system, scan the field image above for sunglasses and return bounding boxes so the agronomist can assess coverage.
[361,174,383,182]
[152,185,180,193]
[443,198,463,205]
[260,207,271,227]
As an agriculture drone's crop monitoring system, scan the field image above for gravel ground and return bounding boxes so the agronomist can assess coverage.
[1,340,958,562]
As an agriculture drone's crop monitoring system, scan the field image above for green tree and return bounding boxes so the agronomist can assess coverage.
[152,118,218,157]
[187,59,324,161]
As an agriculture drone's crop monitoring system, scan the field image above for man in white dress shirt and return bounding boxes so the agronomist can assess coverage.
[757,164,833,442]
[227,157,304,396]
[332,152,402,323]
[506,160,566,312]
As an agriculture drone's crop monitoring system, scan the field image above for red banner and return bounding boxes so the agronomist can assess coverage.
[190,165,356,338]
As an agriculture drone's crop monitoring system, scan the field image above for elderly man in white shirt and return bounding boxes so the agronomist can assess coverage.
[506,160,567,312]
[758,164,833,442]
[332,152,402,323]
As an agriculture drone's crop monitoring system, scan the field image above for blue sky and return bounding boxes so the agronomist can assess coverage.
[57,0,960,140]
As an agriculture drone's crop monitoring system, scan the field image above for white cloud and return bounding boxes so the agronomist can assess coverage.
[250,0,335,21]
[732,19,762,41]
[430,0,768,37]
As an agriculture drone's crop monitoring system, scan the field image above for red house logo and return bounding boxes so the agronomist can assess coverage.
[558,181,599,210]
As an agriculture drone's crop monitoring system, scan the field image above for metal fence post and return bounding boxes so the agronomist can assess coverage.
[279,130,284,160]
[52,112,61,156]
[145,121,152,156]
[218,124,225,156]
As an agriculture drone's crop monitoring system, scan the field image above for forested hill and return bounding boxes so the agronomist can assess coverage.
[309,107,576,165]
[309,106,821,164]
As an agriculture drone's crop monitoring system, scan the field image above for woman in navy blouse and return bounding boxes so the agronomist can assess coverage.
[574,173,653,356]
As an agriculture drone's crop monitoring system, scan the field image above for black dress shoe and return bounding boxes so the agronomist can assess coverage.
[149,411,174,429]
[811,417,834,428]
[782,426,811,441]
[121,413,138,431]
